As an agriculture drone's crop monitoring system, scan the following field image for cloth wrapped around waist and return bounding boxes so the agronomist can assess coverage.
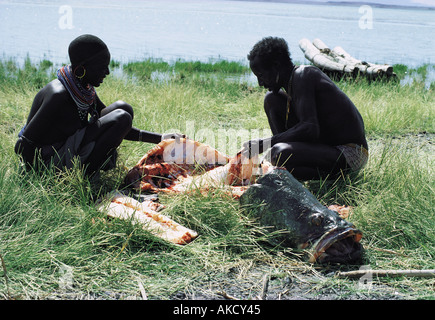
[15,126,96,170]
[336,143,368,171]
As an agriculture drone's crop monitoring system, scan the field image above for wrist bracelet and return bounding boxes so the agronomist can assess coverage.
[139,130,143,142]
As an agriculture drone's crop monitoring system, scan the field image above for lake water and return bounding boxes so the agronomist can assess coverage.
[0,0,434,67]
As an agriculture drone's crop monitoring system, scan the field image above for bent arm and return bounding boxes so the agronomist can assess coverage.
[271,69,321,145]
[271,121,319,145]
[125,128,162,144]
[15,88,69,163]
[23,92,67,146]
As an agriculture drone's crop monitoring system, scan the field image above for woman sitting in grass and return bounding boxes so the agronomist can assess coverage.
[15,34,182,176]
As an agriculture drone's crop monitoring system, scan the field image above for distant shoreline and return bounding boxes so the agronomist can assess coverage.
[1,56,434,87]
[1,55,434,69]
[231,0,435,11]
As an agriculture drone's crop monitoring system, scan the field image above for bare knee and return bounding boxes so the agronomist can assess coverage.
[271,142,294,165]
[109,100,134,119]
[112,108,133,130]
[263,90,287,113]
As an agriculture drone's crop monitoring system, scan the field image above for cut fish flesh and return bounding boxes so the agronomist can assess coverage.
[124,138,273,197]
[98,191,198,245]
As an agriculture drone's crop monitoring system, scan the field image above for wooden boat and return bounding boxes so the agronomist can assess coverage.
[299,38,396,80]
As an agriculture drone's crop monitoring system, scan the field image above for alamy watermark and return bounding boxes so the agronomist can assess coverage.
[358,5,374,30]
[162,120,272,165]
[59,264,74,290]
[357,265,373,290]
[58,5,74,30]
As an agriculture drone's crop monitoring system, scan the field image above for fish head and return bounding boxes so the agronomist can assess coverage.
[240,168,363,264]
[301,210,363,264]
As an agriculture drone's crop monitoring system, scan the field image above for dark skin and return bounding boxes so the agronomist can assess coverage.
[16,48,180,174]
[245,55,368,180]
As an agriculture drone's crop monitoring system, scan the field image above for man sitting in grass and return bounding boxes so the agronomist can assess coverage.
[243,37,369,180]
[15,34,182,176]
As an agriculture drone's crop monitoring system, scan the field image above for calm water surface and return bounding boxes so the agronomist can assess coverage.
[0,0,434,67]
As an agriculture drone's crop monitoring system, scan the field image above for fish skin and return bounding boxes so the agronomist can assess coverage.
[123,138,271,197]
[124,138,229,190]
[239,168,363,264]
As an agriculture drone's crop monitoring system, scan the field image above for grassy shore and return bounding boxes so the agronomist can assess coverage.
[0,58,434,300]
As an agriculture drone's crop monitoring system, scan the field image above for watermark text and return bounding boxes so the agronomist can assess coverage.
[358,5,373,30]
[58,5,74,30]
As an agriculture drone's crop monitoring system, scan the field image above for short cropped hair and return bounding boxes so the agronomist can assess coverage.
[68,34,109,66]
[247,37,292,68]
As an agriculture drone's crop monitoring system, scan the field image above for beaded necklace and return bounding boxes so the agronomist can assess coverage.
[57,65,96,122]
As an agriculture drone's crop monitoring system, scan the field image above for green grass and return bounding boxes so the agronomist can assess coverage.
[0,59,434,300]
[342,78,434,135]
[122,58,250,82]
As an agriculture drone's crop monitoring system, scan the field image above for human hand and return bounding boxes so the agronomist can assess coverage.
[161,132,187,141]
[241,137,272,158]
[241,138,263,158]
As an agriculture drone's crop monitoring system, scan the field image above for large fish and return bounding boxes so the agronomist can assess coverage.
[123,139,363,263]
[239,168,363,264]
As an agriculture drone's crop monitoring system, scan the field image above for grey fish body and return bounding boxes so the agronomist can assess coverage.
[240,168,363,264]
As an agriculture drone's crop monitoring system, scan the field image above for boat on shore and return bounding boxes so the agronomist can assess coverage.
[299,38,397,81]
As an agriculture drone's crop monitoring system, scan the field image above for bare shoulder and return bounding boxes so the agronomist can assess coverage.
[38,79,70,104]
[293,65,325,92]
[46,79,67,95]
[294,65,324,81]
[294,65,326,83]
